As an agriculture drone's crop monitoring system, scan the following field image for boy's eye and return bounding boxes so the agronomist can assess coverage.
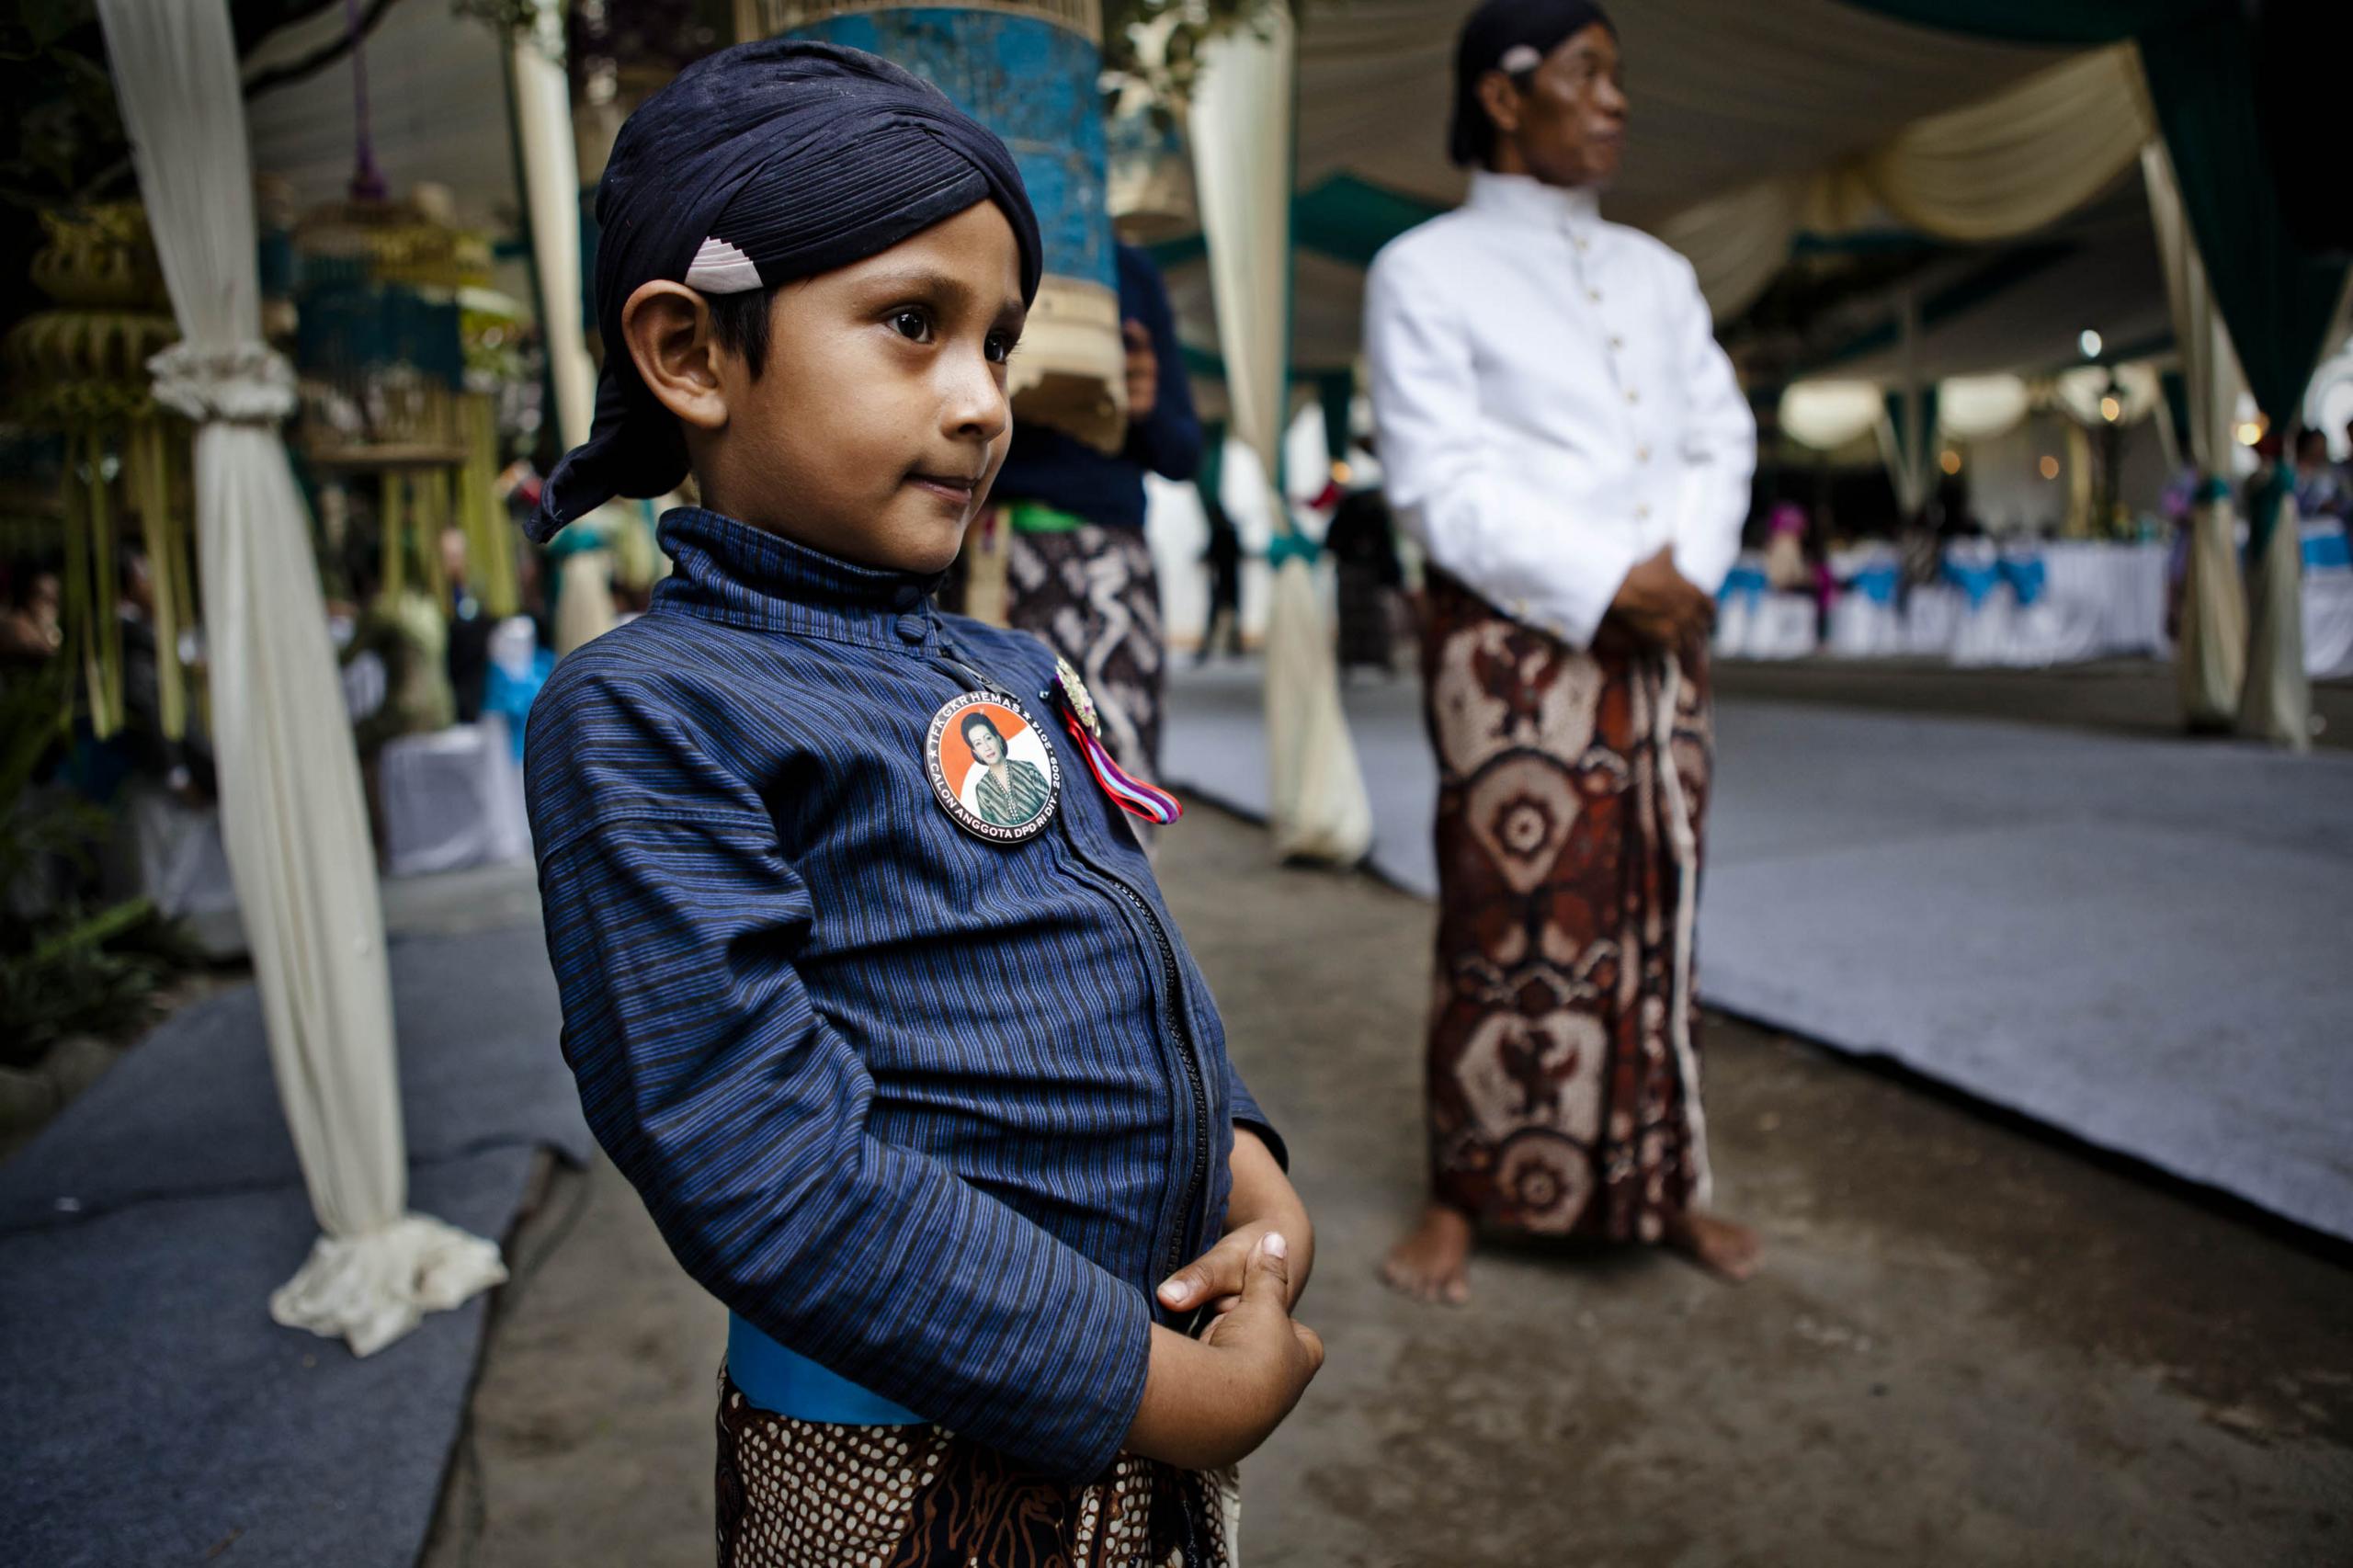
[890,308,934,343]
[985,331,1018,366]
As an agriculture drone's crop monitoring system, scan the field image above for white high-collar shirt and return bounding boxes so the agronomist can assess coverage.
[1365,171,1756,648]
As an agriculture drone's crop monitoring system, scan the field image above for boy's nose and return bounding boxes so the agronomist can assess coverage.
[945,358,1011,446]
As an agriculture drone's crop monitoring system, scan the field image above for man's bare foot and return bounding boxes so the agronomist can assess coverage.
[1381,1202,1474,1305]
[1663,1210,1762,1282]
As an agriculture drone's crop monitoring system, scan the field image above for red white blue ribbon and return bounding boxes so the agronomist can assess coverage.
[1060,710,1182,825]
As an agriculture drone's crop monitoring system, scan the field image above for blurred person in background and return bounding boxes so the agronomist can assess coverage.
[1327,485,1404,676]
[993,243,1201,781]
[2291,425,2346,522]
[1198,494,1245,664]
[1366,0,1759,1304]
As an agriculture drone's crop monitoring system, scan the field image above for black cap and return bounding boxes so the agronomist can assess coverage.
[1449,0,1616,167]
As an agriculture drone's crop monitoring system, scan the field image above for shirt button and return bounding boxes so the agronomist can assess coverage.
[1587,289,1604,304]
[1626,388,1641,405]
[1574,236,1591,254]
[897,613,927,643]
[1609,335,1625,350]
[1636,445,1652,463]
[1635,504,1652,520]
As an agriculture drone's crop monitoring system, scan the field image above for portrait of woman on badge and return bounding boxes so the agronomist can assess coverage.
[926,691,1061,843]
[961,710,1051,828]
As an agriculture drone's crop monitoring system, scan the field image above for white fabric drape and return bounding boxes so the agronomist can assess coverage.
[97,0,504,1358]
[2238,491,2311,751]
[511,0,593,452]
[1850,46,2153,244]
[2143,141,2250,730]
[1193,5,1371,865]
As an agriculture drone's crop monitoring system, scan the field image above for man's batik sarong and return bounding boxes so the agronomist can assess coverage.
[1006,523,1165,781]
[1419,569,1714,1242]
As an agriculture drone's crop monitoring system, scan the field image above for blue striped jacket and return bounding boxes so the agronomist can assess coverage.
[523,508,1279,1483]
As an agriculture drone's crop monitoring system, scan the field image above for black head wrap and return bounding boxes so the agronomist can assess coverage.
[1448,0,1616,168]
[530,40,1044,542]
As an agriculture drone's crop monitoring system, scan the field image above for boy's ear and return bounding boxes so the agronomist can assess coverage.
[620,281,729,432]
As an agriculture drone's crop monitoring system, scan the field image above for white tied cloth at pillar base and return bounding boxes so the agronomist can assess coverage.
[1193,4,1372,865]
[95,0,504,1357]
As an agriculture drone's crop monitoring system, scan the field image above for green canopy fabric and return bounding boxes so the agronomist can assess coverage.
[1847,0,2348,425]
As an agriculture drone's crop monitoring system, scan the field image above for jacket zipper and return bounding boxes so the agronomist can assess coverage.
[930,639,1215,1292]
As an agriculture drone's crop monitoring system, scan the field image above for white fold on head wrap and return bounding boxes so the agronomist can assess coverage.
[683,236,763,294]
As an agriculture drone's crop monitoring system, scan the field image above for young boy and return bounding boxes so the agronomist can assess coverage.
[521,40,1321,1567]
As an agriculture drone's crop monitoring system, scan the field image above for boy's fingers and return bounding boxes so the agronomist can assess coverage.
[1155,1230,1256,1309]
[1240,1231,1290,1303]
[1291,1321,1324,1371]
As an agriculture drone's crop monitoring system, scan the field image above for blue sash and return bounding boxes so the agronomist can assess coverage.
[726,1313,925,1426]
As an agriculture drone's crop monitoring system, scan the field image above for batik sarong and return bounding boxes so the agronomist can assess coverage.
[715,1372,1235,1568]
[1006,521,1165,780]
[1419,569,1714,1242]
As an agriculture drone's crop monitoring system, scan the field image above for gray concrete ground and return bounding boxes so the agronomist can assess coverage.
[1716,657,2353,751]
[419,800,2352,1568]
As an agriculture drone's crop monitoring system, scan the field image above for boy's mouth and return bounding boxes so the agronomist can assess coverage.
[907,471,980,507]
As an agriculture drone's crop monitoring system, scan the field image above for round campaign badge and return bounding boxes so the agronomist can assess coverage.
[926,689,1061,844]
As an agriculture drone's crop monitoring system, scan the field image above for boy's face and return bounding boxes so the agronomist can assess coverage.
[647,201,1029,574]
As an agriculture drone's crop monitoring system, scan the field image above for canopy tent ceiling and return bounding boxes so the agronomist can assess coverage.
[1292,0,2080,230]
[234,0,2173,415]
[243,0,521,234]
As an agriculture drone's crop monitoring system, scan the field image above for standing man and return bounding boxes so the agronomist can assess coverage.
[995,241,1201,781]
[1366,0,1759,1301]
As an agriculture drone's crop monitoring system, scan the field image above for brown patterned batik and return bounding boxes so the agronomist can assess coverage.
[1419,569,1715,1244]
[713,1372,1235,1568]
[1005,524,1166,782]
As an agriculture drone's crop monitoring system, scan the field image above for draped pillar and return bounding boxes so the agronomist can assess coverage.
[94,0,504,1356]
[1192,4,1371,864]
[2143,141,2247,728]
[509,0,619,649]
[2237,474,2309,751]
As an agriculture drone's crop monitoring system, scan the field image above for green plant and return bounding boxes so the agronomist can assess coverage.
[0,661,197,1067]
[1101,0,1288,116]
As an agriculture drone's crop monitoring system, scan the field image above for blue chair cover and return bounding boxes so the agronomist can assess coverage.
[1944,556,2003,609]
[483,648,553,760]
[1719,562,1769,605]
[1997,553,2047,608]
[1851,562,1901,607]
[2302,524,2351,572]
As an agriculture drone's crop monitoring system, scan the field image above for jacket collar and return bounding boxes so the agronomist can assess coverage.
[1465,169,1604,234]
[650,506,946,653]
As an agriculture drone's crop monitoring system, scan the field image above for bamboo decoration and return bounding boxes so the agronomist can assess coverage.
[5,204,197,742]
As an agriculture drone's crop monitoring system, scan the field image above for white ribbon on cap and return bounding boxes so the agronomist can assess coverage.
[683,236,763,293]
[1499,43,1542,73]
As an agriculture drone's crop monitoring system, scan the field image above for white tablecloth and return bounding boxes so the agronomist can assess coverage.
[379,718,532,878]
[2306,570,2353,679]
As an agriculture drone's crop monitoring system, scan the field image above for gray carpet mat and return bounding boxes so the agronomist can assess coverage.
[1164,662,2353,1240]
[0,923,591,1566]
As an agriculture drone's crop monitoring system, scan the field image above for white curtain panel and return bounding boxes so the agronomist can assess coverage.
[511,0,595,452]
[1849,45,2153,244]
[1193,6,1372,865]
[2143,140,2251,730]
[96,0,505,1358]
[2238,493,2312,751]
